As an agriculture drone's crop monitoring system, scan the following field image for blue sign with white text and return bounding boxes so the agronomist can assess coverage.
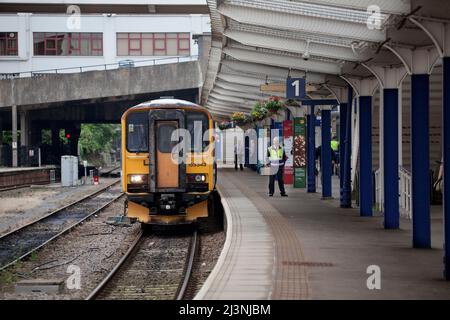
[286,77,306,99]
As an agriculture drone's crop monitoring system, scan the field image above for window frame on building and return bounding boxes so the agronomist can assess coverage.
[33,32,103,56]
[0,32,19,56]
[116,32,190,57]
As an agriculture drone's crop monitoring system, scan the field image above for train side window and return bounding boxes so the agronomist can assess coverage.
[186,111,210,152]
[126,112,148,153]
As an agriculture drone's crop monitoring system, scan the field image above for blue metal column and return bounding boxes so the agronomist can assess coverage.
[321,109,332,198]
[443,57,450,279]
[341,87,352,208]
[383,88,399,229]
[411,74,431,248]
[339,103,347,191]
[307,106,316,193]
[359,96,373,216]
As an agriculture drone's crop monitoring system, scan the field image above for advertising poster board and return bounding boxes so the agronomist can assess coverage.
[293,117,306,188]
[283,120,293,184]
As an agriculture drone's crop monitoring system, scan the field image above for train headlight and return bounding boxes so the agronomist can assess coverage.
[188,174,207,183]
[129,174,147,184]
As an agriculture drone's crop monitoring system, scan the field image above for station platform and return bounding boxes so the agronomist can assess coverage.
[0,165,59,188]
[196,168,450,300]
[0,165,57,174]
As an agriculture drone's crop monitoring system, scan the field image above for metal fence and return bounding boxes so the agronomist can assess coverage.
[374,168,382,212]
[0,145,41,167]
[374,167,412,219]
[399,167,412,219]
[18,146,41,167]
[0,145,12,167]
[0,55,199,80]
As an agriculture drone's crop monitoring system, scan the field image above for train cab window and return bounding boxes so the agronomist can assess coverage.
[126,112,148,152]
[157,122,178,153]
[186,111,209,152]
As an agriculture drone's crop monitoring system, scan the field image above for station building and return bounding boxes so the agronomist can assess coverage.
[0,0,210,75]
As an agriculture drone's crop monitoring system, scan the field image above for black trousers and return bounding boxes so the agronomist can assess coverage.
[269,166,286,195]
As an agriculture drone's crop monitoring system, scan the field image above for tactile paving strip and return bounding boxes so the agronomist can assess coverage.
[225,171,310,299]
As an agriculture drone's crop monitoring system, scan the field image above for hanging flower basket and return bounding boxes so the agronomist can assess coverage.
[251,101,268,121]
[264,96,285,114]
[231,111,245,122]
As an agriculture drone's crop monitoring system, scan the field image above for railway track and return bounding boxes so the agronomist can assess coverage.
[0,179,122,271]
[87,230,198,300]
[100,165,121,177]
[0,181,57,193]
[0,185,31,193]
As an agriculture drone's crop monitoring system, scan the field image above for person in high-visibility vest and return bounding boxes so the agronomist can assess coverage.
[267,136,288,197]
[331,136,339,175]
[331,136,339,152]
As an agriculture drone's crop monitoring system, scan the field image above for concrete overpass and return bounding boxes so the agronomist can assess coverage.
[0,58,203,166]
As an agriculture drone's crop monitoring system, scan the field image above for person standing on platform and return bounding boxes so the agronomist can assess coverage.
[234,139,244,171]
[267,136,288,197]
[331,135,339,175]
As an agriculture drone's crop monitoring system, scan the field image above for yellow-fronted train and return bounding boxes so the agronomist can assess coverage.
[121,98,219,229]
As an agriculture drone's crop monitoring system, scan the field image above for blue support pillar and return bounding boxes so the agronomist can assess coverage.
[443,57,450,280]
[339,103,347,190]
[307,107,316,193]
[340,87,352,208]
[359,96,373,216]
[383,88,399,229]
[411,74,431,248]
[321,109,332,198]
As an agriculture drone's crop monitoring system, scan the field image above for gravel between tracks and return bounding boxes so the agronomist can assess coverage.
[0,178,118,238]
[96,234,192,300]
[0,187,226,300]
[0,195,141,300]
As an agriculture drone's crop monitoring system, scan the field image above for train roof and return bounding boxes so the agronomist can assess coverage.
[122,98,210,120]
[133,98,205,109]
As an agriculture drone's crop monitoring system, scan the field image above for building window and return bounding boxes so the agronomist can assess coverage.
[117,32,190,56]
[0,32,18,56]
[33,32,103,56]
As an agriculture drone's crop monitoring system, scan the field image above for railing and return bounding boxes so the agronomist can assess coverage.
[399,166,412,219]
[374,169,382,212]
[0,55,199,80]
[374,167,412,219]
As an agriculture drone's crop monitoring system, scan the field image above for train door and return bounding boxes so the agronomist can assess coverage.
[148,109,186,193]
[156,121,178,188]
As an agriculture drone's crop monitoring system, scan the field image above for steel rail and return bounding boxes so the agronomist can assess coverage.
[85,230,144,300]
[0,180,122,271]
[87,230,198,300]
[0,179,120,241]
[176,230,198,300]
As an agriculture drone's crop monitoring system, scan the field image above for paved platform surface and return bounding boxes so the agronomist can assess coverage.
[199,168,450,300]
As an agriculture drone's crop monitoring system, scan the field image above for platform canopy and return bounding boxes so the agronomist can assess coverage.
[201,0,448,118]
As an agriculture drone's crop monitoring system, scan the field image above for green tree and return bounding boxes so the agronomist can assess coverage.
[41,129,52,145]
[78,124,120,166]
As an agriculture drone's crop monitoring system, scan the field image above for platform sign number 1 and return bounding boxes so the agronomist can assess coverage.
[286,78,306,99]
[292,80,301,96]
